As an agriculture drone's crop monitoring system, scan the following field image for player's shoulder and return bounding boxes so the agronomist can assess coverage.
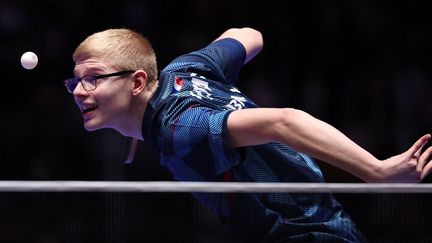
[163,38,241,74]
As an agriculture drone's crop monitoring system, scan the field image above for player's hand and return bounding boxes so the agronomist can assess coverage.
[378,134,432,182]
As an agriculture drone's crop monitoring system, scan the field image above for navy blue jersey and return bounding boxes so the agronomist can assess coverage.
[142,38,365,242]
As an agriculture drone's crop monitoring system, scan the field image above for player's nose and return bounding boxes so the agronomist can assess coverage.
[72,82,88,96]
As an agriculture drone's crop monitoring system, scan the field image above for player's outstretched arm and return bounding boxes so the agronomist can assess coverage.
[214,27,263,64]
[226,108,432,182]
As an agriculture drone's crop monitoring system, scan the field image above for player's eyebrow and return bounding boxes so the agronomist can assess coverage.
[73,67,105,77]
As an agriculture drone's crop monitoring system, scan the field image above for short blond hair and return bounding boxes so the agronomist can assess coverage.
[73,28,158,83]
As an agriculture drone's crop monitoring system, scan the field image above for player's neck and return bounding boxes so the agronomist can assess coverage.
[116,81,159,140]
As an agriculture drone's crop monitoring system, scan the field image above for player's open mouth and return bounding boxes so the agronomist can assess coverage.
[82,105,98,115]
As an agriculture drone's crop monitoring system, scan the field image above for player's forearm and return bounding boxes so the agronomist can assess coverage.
[274,109,382,182]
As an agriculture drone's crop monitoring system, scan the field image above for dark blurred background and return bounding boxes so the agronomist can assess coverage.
[1,0,432,242]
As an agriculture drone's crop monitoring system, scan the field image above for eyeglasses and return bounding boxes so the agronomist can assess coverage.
[63,70,135,93]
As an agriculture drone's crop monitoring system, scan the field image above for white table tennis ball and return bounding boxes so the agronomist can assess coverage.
[20,51,38,70]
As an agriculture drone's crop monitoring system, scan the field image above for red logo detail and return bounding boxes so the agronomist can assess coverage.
[174,76,184,91]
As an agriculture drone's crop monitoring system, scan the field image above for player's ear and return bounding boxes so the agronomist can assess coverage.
[131,70,148,96]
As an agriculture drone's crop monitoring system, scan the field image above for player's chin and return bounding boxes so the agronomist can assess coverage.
[83,121,102,131]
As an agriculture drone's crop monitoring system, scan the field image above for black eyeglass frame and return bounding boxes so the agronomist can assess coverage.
[64,70,135,93]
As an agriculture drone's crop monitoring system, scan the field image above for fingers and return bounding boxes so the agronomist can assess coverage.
[421,159,432,180]
[407,134,431,158]
[417,146,432,172]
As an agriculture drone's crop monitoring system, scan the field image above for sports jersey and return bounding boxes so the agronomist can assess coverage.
[142,38,365,242]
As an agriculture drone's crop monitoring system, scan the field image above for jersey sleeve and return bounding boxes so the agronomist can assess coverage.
[160,106,242,179]
[163,38,246,85]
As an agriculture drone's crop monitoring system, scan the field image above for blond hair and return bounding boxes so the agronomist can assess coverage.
[73,28,158,83]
